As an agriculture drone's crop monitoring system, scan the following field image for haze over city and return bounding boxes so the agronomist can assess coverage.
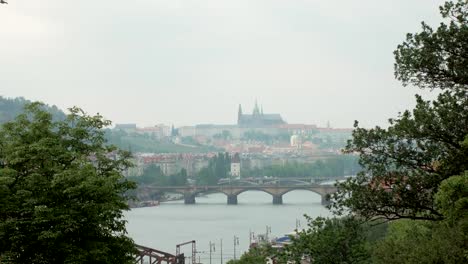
[1,0,467,263]
[0,0,444,128]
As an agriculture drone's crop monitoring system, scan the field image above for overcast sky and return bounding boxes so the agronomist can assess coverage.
[0,0,445,128]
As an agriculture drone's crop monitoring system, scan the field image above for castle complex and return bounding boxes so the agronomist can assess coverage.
[237,101,285,127]
[117,101,354,178]
[177,100,342,139]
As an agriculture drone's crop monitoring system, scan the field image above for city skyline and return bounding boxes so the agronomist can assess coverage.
[1,0,443,128]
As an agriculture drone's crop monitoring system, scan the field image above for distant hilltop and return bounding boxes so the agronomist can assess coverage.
[112,101,352,140]
[179,101,351,137]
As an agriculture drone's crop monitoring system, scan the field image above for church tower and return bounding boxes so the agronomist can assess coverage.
[253,99,261,116]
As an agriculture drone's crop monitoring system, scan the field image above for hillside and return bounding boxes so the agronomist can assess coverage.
[104,129,220,153]
[0,96,65,124]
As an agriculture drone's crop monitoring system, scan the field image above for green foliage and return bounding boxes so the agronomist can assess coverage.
[196,153,231,185]
[275,2,468,263]
[104,129,219,153]
[213,130,232,140]
[279,216,371,264]
[127,165,187,187]
[168,169,188,186]
[242,130,290,143]
[128,164,166,185]
[180,136,199,146]
[242,155,360,178]
[331,0,468,221]
[394,0,468,90]
[227,244,274,264]
[435,170,468,222]
[372,219,467,264]
[0,96,65,124]
[0,103,137,263]
[309,133,351,150]
[331,90,468,221]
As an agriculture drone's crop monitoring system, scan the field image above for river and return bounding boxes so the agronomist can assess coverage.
[125,190,331,263]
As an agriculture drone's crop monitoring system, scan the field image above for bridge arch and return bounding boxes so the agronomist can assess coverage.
[192,189,277,205]
[232,188,276,197]
[278,187,326,197]
[146,184,336,205]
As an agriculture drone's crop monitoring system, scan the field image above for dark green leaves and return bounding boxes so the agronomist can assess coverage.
[279,216,371,264]
[394,0,468,90]
[0,103,137,264]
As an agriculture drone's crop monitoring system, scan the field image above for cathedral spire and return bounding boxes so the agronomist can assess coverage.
[253,99,260,116]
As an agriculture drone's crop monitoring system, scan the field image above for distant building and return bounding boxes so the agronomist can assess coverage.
[290,134,302,148]
[230,153,241,178]
[238,101,286,127]
[278,124,318,135]
[175,100,352,146]
[136,124,171,139]
[115,123,137,132]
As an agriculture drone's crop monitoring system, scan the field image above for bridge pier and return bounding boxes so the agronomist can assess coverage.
[227,195,238,205]
[184,194,195,204]
[272,195,283,205]
[321,194,331,206]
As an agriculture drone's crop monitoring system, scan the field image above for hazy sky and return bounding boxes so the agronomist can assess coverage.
[1,0,445,128]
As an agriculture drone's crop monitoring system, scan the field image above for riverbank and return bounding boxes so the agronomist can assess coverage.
[129,193,184,208]
[125,191,330,262]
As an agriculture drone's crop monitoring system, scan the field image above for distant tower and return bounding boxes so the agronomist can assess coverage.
[231,153,241,178]
[261,105,264,115]
[326,120,331,128]
[238,104,243,125]
[253,99,261,116]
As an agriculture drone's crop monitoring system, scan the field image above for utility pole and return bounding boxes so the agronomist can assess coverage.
[266,226,271,241]
[176,240,196,264]
[220,239,223,264]
[249,229,254,245]
[233,235,239,260]
[209,241,215,264]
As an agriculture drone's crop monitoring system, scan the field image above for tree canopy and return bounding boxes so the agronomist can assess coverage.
[330,0,468,222]
[0,96,65,125]
[394,0,468,90]
[279,216,371,264]
[0,103,137,263]
[234,1,468,263]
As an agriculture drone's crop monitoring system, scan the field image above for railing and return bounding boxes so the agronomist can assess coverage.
[135,244,184,264]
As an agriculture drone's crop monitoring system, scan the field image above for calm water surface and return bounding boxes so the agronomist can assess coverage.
[125,190,331,263]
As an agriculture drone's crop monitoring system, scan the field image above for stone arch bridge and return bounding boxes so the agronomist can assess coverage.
[144,184,337,205]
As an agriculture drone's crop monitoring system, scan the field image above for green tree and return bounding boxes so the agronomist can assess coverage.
[394,0,468,91]
[372,219,466,264]
[435,170,468,223]
[227,244,274,264]
[168,168,187,186]
[128,164,167,186]
[372,171,468,264]
[0,103,137,263]
[279,216,370,264]
[330,0,468,222]
[196,153,232,185]
[241,155,359,179]
[0,96,65,124]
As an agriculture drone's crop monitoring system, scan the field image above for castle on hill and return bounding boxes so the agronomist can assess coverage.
[174,100,352,139]
[237,101,286,127]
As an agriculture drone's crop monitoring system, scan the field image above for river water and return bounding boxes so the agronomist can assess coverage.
[125,190,331,263]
